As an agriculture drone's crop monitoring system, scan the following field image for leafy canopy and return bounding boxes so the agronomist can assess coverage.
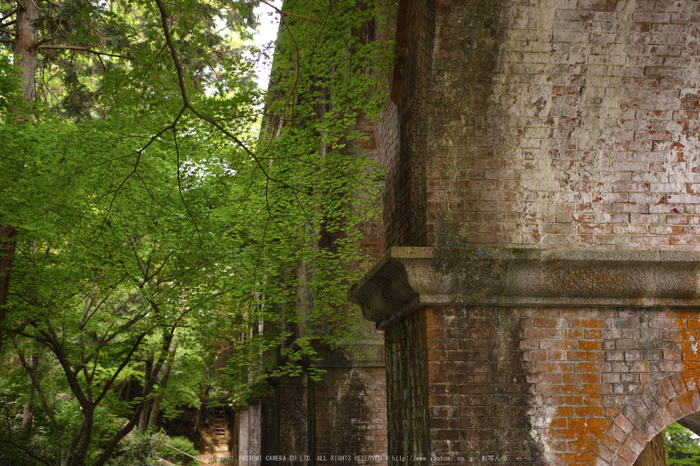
[666,423,700,466]
[0,0,392,463]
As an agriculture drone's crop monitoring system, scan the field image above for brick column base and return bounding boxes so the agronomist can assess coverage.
[351,248,700,465]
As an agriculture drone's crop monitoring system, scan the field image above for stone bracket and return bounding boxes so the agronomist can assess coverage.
[348,247,700,329]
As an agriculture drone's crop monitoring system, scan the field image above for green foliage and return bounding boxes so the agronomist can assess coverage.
[666,423,700,465]
[158,332,208,420]
[0,0,392,463]
[214,0,393,390]
[55,400,122,461]
[159,435,198,465]
[0,0,257,120]
[108,432,162,466]
[108,431,198,466]
[0,51,22,112]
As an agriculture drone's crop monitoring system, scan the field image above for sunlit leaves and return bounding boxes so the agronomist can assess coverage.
[1,0,392,461]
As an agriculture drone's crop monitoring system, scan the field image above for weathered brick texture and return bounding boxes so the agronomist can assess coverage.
[315,367,389,460]
[363,0,700,464]
[279,385,308,459]
[381,0,435,248]
[381,0,700,249]
[384,309,431,461]
[382,306,700,465]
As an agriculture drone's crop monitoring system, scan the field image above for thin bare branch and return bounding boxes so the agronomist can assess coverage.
[37,45,135,60]
[31,34,56,48]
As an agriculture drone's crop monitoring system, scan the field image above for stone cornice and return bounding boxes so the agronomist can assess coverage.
[348,247,700,329]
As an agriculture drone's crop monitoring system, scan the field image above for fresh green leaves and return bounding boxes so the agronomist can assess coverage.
[666,423,700,465]
[0,0,392,462]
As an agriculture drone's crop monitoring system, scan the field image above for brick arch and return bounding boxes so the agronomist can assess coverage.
[595,369,700,466]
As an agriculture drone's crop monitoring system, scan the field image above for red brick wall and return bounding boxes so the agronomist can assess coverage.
[375,102,400,171]
[384,308,431,462]
[382,0,435,248]
[381,305,700,465]
[375,102,403,251]
[370,0,700,464]
[375,0,700,250]
[356,109,388,265]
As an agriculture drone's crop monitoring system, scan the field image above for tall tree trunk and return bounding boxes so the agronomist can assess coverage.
[634,432,667,466]
[21,353,38,434]
[69,408,95,466]
[138,355,153,433]
[1,0,39,325]
[194,389,206,433]
[0,226,17,320]
[13,0,39,101]
[194,405,202,433]
[147,344,177,430]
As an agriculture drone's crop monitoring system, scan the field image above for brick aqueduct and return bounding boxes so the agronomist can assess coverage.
[233,0,700,464]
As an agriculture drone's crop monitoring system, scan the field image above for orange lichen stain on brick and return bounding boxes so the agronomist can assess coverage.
[527,312,608,465]
[674,312,700,369]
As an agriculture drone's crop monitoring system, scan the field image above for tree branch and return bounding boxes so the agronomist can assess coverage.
[37,45,135,60]
[16,345,66,455]
[0,8,16,23]
[94,332,146,407]
[87,308,150,362]
[39,321,91,409]
[87,107,185,252]
[172,128,202,246]
[130,245,149,280]
[93,402,144,466]
[31,35,56,48]
[0,438,52,466]
[79,277,127,330]
[150,251,173,279]
[154,0,311,223]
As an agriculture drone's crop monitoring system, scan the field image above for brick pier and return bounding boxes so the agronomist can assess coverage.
[352,0,700,464]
